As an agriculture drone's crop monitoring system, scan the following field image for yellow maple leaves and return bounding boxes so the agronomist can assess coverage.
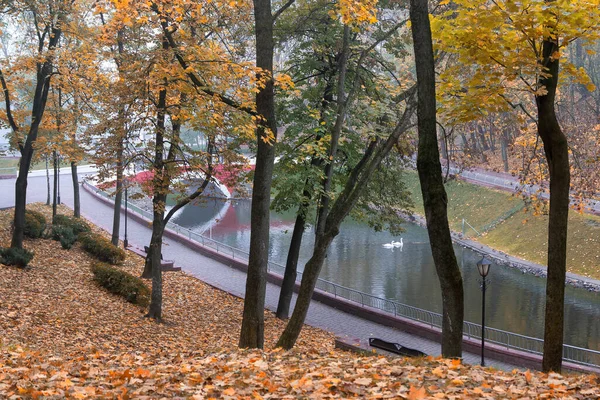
[332,0,378,26]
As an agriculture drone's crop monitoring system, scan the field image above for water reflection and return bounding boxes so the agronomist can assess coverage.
[170,198,599,350]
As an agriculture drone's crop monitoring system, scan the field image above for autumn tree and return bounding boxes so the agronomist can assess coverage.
[276,2,418,349]
[271,0,413,320]
[0,0,80,249]
[432,0,600,371]
[99,0,256,320]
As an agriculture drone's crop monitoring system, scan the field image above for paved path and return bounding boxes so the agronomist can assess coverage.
[0,175,518,371]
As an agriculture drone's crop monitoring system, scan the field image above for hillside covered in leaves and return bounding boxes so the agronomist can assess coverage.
[1,205,598,398]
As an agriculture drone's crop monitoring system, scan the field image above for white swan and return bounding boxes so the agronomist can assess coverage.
[382,242,395,249]
[393,238,404,251]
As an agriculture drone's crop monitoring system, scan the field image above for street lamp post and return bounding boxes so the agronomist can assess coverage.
[477,256,492,366]
[123,178,129,249]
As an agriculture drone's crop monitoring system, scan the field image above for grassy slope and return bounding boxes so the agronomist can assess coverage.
[0,157,89,171]
[403,170,600,280]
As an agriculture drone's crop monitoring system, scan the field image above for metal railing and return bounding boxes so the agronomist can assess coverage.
[83,180,600,368]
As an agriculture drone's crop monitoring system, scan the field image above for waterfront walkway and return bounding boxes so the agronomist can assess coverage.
[0,174,518,371]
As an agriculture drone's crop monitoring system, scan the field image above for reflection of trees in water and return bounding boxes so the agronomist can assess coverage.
[169,200,599,350]
[171,198,230,232]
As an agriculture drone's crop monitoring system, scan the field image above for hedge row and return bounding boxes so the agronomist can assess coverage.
[0,247,34,268]
[80,232,126,264]
[51,214,91,249]
[91,262,150,307]
[24,210,47,239]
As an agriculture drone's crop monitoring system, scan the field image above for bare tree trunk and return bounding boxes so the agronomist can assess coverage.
[71,161,80,218]
[411,0,464,358]
[501,131,509,173]
[276,232,335,348]
[11,145,34,249]
[240,0,277,349]
[9,18,62,250]
[46,155,50,205]
[53,150,58,221]
[146,199,165,320]
[538,36,570,373]
[276,209,306,319]
[111,143,124,246]
[145,77,167,317]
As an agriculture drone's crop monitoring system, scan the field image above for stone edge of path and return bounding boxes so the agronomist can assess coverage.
[81,181,600,375]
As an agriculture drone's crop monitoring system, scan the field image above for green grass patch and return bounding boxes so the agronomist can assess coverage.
[403,170,524,234]
[0,157,92,171]
[403,169,600,279]
[483,209,600,279]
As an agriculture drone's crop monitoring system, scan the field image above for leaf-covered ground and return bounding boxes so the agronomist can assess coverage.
[1,204,598,399]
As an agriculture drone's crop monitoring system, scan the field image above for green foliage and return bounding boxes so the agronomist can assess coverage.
[53,214,91,236]
[24,210,47,239]
[0,247,34,268]
[52,225,77,249]
[91,262,150,307]
[80,232,126,264]
[352,155,414,235]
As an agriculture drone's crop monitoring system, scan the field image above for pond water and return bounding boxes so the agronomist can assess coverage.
[170,198,600,350]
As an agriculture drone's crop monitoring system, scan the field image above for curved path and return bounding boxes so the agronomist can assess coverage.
[0,172,519,371]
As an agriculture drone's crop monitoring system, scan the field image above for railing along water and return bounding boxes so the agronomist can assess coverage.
[83,180,600,368]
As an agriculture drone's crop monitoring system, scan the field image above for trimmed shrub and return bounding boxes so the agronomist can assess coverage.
[91,262,150,307]
[1,247,34,268]
[80,232,126,264]
[52,225,77,249]
[53,214,91,236]
[24,210,46,238]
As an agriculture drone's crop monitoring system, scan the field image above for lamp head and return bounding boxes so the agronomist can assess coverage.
[477,257,492,278]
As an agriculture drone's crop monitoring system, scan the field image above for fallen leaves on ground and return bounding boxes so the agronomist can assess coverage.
[1,204,598,398]
[1,346,599,399]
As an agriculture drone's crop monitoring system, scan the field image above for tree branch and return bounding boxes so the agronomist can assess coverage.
[273,0,295,22]
[0,69,20,137]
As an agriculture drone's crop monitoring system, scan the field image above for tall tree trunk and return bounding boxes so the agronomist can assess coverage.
[538,36,570,373]
[146,80,167,318]
[12,144,34,248]
[53,150,58,221]
[46,155,50,205]
[277,232,336,348]
[239,0,277,349]
[315,27,351,237]
[501,131,509,173]
[276,209,306,319]
[111,143,124,246]
[410,0,464,358]
[71,161,80,218]
[146,197,166,320]
[9,21,62,249]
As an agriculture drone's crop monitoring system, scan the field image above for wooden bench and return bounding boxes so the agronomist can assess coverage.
[368,338,427,357]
